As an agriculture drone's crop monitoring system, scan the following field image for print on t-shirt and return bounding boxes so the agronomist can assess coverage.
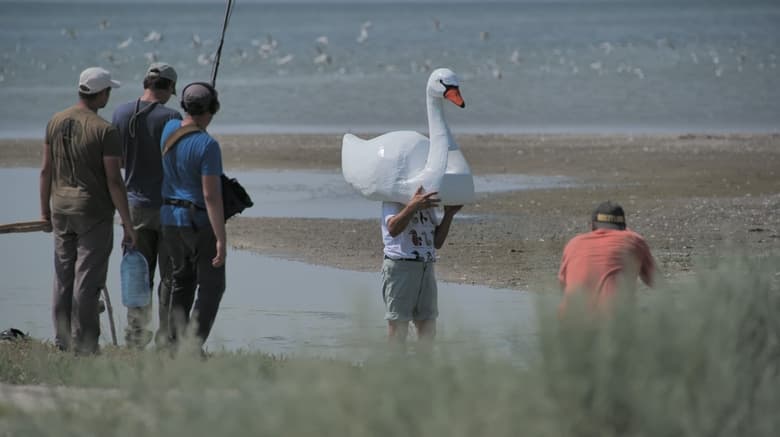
[381,202,439,262]
[58,119,83,186]
[410,229,422,246]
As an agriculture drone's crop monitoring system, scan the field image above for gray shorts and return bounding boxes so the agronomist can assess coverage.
[381,258,438,321]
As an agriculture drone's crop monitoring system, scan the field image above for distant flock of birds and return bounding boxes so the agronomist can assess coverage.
[5,15,774,85]
[52,18,515,78]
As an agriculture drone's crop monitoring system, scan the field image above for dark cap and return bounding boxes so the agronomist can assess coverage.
[145,62,178,82]
[145,62,177,94]
[591,201,626,230]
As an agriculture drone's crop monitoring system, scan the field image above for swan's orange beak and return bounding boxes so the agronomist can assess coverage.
[444,87,465,108]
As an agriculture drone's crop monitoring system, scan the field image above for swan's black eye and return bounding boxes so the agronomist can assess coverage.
[439,79,458,90]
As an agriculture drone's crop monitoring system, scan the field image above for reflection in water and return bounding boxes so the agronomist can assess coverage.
[0,168,538,359]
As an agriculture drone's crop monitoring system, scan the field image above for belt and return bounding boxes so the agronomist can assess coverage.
[164,198,205,230]
[384,255,424,262]
[164,198,205,211]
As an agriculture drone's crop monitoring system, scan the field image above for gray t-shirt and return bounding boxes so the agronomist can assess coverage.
[112,99,181,208]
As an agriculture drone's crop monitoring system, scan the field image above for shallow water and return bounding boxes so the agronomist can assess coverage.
[231,169,575,219]
[0,168,538,359]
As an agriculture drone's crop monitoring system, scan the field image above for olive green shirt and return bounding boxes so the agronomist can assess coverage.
[46,105,121,219]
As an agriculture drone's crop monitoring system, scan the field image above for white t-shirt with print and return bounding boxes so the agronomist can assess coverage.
[381,201,440,262]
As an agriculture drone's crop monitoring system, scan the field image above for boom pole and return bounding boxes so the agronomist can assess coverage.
[211,0,235,87]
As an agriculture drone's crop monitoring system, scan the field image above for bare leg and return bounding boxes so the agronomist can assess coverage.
[387,320,410,345]
[413,319,436,352]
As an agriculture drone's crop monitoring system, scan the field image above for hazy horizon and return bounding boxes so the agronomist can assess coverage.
[0,0,716,3]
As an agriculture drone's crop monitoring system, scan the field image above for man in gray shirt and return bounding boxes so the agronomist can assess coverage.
[112,62,181,349]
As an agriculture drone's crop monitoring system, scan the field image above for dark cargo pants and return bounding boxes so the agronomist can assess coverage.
[52,214,113,354]
[162,224,225,348]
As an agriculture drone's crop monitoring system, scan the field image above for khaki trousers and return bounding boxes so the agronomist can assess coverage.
[52,214,114,354]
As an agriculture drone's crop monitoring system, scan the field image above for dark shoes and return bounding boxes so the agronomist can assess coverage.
[0,328,28,342]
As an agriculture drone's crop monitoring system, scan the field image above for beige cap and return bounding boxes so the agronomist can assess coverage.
[78,67,120,94]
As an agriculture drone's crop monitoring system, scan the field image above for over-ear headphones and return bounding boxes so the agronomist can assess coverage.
[180,81,220,115]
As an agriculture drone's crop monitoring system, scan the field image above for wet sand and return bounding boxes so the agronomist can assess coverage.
[3,133,779,291]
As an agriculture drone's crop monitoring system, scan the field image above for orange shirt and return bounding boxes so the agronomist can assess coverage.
[558,229,655,309]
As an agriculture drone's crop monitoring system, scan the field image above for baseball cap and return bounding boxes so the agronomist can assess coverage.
[78,67,120,95]
[181,82,219,114]
[145,62,178,93]
[592,201,626,230]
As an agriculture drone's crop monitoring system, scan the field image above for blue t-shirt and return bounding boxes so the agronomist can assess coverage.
[159,119,223,228]
[112,100,182,208]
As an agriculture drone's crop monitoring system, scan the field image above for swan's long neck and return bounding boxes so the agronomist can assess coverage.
[415,94,451,192]
[396,94,452,197]
[428,93,456,149]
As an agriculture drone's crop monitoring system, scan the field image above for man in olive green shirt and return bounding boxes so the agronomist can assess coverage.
[40,67,136,354]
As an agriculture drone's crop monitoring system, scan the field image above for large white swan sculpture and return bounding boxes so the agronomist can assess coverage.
[341,68,475,205]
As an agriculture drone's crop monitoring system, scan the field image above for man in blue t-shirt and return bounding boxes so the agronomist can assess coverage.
[112,62,181,349]
[160,82,226,353]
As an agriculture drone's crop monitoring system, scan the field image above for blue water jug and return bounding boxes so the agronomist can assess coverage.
[120,249,151,308]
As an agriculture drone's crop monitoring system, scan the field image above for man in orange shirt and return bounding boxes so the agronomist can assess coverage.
[558,201,656,311]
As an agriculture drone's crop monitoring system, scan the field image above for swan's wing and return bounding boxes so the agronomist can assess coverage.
[342,133,380,197]
[342,131,430,201]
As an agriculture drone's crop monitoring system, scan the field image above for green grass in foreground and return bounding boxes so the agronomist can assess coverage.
[1,256,778,437]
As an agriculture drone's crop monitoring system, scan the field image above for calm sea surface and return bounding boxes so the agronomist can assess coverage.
[0,1,778,138]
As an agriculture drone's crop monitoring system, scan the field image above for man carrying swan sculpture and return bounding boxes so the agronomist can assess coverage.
[342,68,472,346]
[381,188,462,345]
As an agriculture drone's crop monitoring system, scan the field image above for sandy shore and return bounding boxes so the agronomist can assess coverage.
[3,133,779,291]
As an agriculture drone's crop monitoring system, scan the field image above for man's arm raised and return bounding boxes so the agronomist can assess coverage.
[387,186,440,237]
[434,205,462,249]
